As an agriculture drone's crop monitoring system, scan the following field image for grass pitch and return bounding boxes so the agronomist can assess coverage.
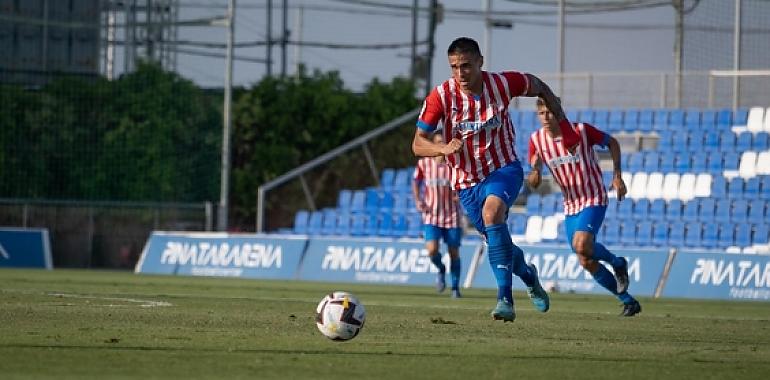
[1,269,768,379]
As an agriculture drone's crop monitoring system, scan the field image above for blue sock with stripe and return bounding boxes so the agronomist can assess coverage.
[429,253,445,273]
[592,242,624,268]
[485,223,513,304]
[591,264,636,304]
[450,257,461,290]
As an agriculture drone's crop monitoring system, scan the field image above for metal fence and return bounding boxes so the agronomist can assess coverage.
[0,199,212,269]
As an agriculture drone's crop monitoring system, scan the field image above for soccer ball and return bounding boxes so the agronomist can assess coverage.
[315,291,366,341]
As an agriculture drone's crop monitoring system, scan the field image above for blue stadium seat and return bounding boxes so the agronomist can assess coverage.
[378,213,394,236]
[337,189,353,211]
[649,199,666,221]
[579,109,596,124]
[392,192,409,213]
[636,221,652,246]
[703,131,720,151]
[731,199,749,223]
[716,108,733,130]
[350,190,366,213]
[593,109,610,126]
[674,153,691,173]
[620,222,636,246]
[669,222,685,247]
[688,131,704,152]
[335,212,352,235]
[651,222,668,247]
[633,199,650,220]
[691,151,707,173]
[682,200,699,222]
[508,213,528,235]
[380,168,396,190]
[698,198,716,222]
[307,211,324,235]
[566,110,579,123]
[638,109,654,132]
[701,110,717,130]
[605,199,618,221]
[406,213,422,238]
[393,167,414,191]
[701,223,719,249]
[618,199,633,218]
[657,130,674,152]
[321,209,337,235]
[762,176,770,200]
[653,109,670,131]
[628,153,644,172]
[753,132,769,151]
[684,109,701,130]
[391,213,408,237]
[623,109,639,131]
[659,153,675,172]
[666,199,683,220]
[714,199,731,223]
[754,224,769,246]
[733,108,749,126]
[363,212,379,236]
[603,223,621,247]
[379,192,394,211]
[736,132,752,152]
[735,223,752,247]
[684,222,702,248]
[643,152,659,172]
[293,210,310,234]
[526,194,541,215]
[365,188,381,212]
[706,154,723,174]
[720,131,737,152]
[744,177,760,199]
[350,213,367,236]
[540,194,558,215]
[711,176,727,199]
[748,200,767,224]
[717,223,735,248]
[669,109,685,130]
[672,131,689,153]
[723,152,740,171]
[727,177,744,199]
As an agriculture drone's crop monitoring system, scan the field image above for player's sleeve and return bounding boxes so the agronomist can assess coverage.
[583,123,610,147]
[416,89,443,133]
[501,71,529,98]
[413,160,425,182]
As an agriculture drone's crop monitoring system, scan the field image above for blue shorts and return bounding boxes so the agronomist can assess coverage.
[423,225,463,247]
[457,161,523,234]
[564,205,607,247]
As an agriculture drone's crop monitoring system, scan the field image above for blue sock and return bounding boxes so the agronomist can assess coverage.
[591,265,636,304]
[592,242,624,268]
[511,244,535,287]
[429,253,445,273]
[450,257,461,290]
[485,224,513,304]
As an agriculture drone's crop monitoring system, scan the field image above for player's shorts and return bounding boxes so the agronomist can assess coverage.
[423,224,463,247]
[564,205,607,247]
[457,161,523,234]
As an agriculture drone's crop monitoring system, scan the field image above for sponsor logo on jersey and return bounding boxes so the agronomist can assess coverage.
[457,114,502,133]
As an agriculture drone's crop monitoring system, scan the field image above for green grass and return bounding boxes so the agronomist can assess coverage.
[1,269,769,379]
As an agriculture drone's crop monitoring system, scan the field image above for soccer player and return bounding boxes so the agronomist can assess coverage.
[527,98,642,317]
[412,133,464,298]
[412,37,579,322]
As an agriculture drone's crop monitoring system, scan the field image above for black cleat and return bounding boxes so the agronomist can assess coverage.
[620,300,642,317]
[614,257,630,294]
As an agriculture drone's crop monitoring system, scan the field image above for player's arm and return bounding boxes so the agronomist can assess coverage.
[607,135,627,201]
[411,176,426,212]
[412,129,462,157]
[527,138,543,189]
[524,74,580,150]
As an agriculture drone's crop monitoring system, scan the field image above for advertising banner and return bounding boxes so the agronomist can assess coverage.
[471,245,670,297]
[297,237,482,287]
[135,232,308,279]
[0,228,52,269]
[662,251,770,301]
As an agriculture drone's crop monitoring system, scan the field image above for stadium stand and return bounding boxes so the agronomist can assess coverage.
[289,107,769,254]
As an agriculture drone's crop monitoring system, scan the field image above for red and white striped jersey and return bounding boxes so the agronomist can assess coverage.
[413,157,462,228]
[528,122,609,215]
[416,71,529,190]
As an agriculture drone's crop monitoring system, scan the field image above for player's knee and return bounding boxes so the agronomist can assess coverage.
[578,255,597,271]
[572,236,593,257]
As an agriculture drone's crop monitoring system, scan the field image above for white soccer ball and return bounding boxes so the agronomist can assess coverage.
[315,291,366,341]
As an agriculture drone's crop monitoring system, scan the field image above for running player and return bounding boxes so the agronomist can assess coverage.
[527,98,641,317]
[412,37,579,322]
[412,133,464,298]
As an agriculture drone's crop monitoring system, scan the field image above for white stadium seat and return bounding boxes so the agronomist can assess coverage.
[525,216,543,243]
[756,151,770,175]
[678,173,697,201]
[629,172,649,200]
[662,173,681,201]
[694,173,712,198]
[540,216,559,241]
[746,107,765,133]
[645,172,664,200]
[738,151,758,178]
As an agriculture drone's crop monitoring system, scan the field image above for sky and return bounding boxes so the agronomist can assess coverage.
[141,0,678,92]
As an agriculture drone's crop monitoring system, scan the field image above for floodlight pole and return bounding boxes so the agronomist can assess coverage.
[218,0,236,231]
[732,0,742,110]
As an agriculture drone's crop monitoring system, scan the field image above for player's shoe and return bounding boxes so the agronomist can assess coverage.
[490,300,515,322]
[451,288,462,298]
[620,300,642,317]
[526,263,550,312]
[614,257,630,294]
[436,272,446,293]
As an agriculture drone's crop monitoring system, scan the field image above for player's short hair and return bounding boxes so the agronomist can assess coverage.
[536,97,561,108]
[447,37,481,57]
